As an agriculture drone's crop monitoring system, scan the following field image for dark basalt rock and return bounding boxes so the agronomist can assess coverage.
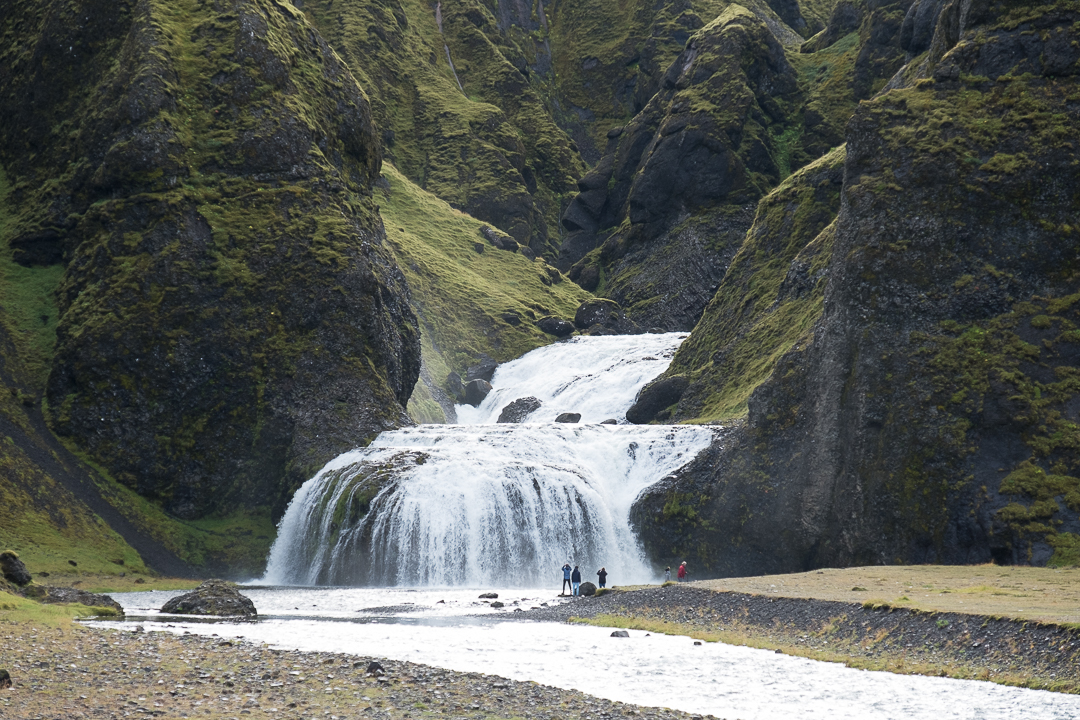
[28,586,124,615]
[0,0,421,523]
[626,377,689,424]
[633,2,1080,575]
[600,419,618,425]
[610,630,629,637]
[555,413,581,423]
[536,316,575,337]
[478,592,498,599]
[573,299,640,335]
[579,581,597,596]
[0,551,31,586]
[160,580,256,617]
[466,355,498,382]
[480,226,520,252]
[497,397,541,423]
[0,669,10,689]
[464,379,493,407]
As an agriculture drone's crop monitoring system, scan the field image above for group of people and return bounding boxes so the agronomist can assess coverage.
[559,560,689,595]
[560,563,608,596]
[664,561,688,582]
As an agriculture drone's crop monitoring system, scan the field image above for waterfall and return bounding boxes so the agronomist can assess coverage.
[263,333,716,587]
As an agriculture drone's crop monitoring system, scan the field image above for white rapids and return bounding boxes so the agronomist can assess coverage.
[263,333,713,587]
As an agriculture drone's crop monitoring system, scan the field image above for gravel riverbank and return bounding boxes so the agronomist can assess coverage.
[0,622,725,720]
[509,584,1080,693]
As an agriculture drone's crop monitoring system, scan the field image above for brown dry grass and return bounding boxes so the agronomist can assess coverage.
[692,565,1080,625]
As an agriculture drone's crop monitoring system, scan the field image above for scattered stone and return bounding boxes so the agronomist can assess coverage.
[500,311,521,326]
[446,371,466,402]
[693,641,702,646]
[0,550,31,586]
[536,316,575,337]
[366,661,385,675]
[555,413,581,423]
[610,630,630,638]
[68,560,78,567]
[600,419,618,425]
[625,376,690,424]
[464,379,493,407]
[0,668,11,689]
[478,593,499,599]
[160,579,257,616]
[579,582,597,597]
[497,397,541,423]
[490,602,505,609]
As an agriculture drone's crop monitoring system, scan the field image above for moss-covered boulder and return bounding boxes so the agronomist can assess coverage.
[634,0,1080,574]
[0,0,421,521]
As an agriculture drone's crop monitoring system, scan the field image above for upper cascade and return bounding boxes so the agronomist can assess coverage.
[457,333,688,424]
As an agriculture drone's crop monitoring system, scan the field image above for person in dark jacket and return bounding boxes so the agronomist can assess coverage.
[561,562,572,595]
[597,567,607,588]
[571,565,582,596]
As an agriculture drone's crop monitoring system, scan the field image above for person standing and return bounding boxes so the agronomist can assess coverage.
[561,562,572,595]
[597,567,607,589]
[677,561,687,582]
[664,566,671,583]
[571,565,582,596]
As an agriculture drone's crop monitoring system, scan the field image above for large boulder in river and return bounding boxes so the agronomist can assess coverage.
[573,299,640,335]
[555,413,581,423]
[0,551,31,586]
[464,379,493,407]
[626,376,689,424]
[498,397,541,423]
[160,580,257,617]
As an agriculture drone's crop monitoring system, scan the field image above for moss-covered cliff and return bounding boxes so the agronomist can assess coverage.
[634,0,1080,573]
[0,0,421,537]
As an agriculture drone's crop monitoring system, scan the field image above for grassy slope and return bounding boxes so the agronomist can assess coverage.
[379,163,592,422]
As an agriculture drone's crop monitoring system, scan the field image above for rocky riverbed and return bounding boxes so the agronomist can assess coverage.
[509,584,1080,693]
[0,622,725,720]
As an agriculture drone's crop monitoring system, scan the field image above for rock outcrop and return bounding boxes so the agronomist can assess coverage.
[0,0,421,521]
[559,6,806,330]
[0,552,31,587]
[160,580,257,617]
[497,397,542,423]
[29,586,124,615]
[634,0,1080,574]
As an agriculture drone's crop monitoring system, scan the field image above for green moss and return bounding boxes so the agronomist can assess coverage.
[380,163,592,407]
[669,145,845,423]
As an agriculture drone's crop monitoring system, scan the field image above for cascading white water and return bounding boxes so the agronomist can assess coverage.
[263,333,715,587]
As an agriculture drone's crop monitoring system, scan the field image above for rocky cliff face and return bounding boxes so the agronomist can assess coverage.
[0,0,421,520]
[634,0,1080,573]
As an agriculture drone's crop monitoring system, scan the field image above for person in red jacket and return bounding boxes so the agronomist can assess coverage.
[677,561,687,582]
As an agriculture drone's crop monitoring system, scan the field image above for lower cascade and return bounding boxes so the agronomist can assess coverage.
[263,334,716,587]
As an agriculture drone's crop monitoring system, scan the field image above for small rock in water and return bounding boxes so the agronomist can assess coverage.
[490,601,505,609]
[610,630,630,638]
[600,418,618,425]
[497,396,542,423]
[693,641,702,646]
[555,412,581,423]
[478,592,499,599]
[437,599,445,604]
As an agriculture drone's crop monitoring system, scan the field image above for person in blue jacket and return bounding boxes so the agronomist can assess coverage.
[561,562,572,595]
[571,565,582,596]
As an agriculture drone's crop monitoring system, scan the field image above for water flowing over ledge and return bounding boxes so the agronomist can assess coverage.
[263,333,714,586]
